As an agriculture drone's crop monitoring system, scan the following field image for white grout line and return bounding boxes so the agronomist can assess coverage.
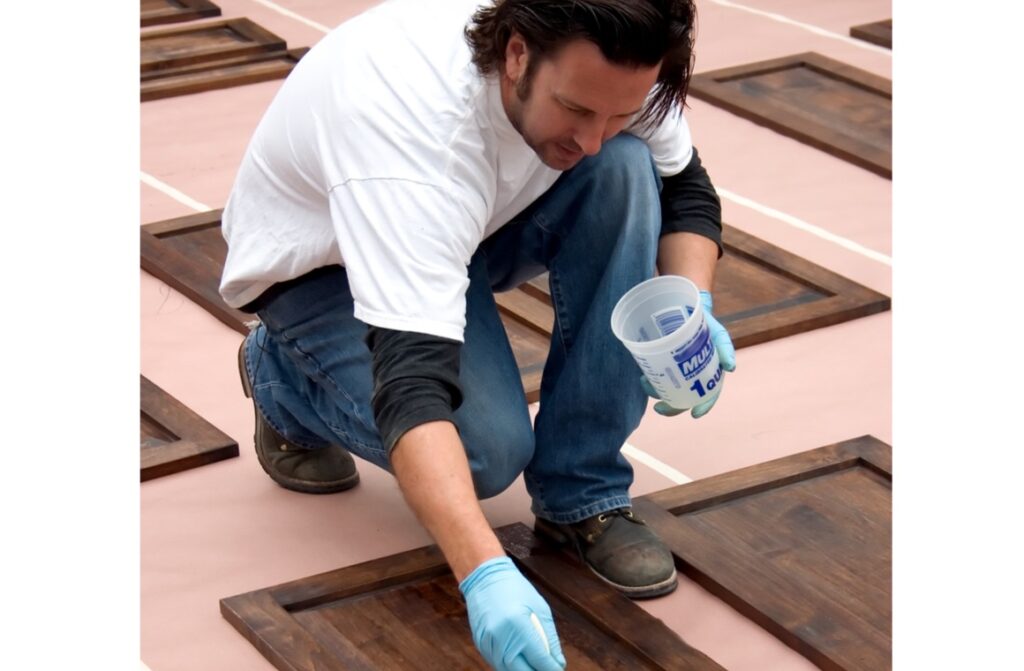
[622,442,693,485]
[706,0,892,56]
[716,186,892,266]
[248,0,331,34]
[140,171,212,212]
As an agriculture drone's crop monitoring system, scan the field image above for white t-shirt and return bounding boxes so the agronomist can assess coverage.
[219,0,693,342]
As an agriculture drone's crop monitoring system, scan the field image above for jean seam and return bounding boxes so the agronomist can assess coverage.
[546,265,574,356]
[248,336,331,451]
[277,330,380,440]
[536,212,573,356]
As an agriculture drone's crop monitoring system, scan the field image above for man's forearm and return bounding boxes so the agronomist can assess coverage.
[390,420,504,582]
[657,231,720,291]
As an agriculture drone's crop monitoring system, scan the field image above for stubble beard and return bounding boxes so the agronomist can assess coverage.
[504,68,579,171]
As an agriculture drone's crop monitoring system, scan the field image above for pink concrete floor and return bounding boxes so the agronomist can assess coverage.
[141,1,892,669]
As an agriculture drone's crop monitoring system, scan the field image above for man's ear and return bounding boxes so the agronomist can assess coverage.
[503,32,529,83]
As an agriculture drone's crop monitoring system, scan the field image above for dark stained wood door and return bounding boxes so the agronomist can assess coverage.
[221,523,725,670]
[141,18,307,101]
[141,0,221,27]
[634,436,892,671]
[850,20,892,49]
[141,375,238,480]
[508,225,891,349]
[688,52,892,178]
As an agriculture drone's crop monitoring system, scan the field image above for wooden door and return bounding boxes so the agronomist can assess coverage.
[221,523,725,670]
[140,18,307,101]
[688,52,892,178]
[141,0,221,27]
[504,224,891,349]
[850,20,892,49]
[634,436,893,671]
[141,375,238,480]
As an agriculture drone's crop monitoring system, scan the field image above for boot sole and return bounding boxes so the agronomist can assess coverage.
[238,337,360,494]
[534,517,678,599]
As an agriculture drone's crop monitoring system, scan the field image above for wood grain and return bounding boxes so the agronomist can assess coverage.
[635,436,892,671]
[141,375,238,481]
[141,0,221,27]
[140,19,305,101]
[689,52,892,178]
[506,224,891,349]
[221,523,725,670]
[142,48,308,101]
[850,19,892,49]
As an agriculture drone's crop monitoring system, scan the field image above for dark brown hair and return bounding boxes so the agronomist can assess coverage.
[465,0,697,128]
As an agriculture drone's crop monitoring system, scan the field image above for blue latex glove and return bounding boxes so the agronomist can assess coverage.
[459,556,566,671]
[641,290,737,419]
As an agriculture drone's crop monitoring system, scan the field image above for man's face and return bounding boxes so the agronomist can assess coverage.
[500,36,662,171]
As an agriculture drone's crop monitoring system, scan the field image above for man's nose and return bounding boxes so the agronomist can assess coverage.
[574,118,607,156]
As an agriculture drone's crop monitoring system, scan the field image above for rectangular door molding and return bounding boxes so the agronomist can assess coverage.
[688,52,892,178]
[141,375,238,481]
[634,436,892,671]
[221,522,725,670]
[850,20,892,49]
[141,18,307,101]
[141,0,221,27]
[713,224,890,347]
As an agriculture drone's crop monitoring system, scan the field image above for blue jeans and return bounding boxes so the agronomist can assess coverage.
[242,134,661,524]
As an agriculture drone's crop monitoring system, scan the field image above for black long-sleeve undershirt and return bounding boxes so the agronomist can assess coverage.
[659,146,723,256]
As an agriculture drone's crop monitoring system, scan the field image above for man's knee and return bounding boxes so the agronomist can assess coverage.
[597,133,656,171]
[467,428,535,499]
[570,134,658,207]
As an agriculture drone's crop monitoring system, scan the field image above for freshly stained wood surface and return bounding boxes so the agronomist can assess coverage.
[141,210,251,333]
[142,48,307,101]
[516,224,891,350]
[221,522,724,670]
[714,224,890,347]
[689,52,892,178]
[140,18,305,101]
[141,0,221,27]
[141,375,238,481]
[634,436,892,671]
[850,19,892,49]
[141,18,284,72]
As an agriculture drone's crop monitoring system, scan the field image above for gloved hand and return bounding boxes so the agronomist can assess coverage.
[641,290,736,419]
[459,556,566,671]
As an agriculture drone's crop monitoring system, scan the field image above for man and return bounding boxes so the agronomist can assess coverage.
[220,0,736,669]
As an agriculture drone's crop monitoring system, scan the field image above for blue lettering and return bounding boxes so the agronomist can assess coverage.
[681,341,715,377]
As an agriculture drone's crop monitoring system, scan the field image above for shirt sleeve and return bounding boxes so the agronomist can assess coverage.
[659,146,724,257]
[626,104,694,176]
[365,326,463,455]
[328,178,484,342]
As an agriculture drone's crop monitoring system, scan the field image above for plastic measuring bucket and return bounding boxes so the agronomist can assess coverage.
[610,275,723,410]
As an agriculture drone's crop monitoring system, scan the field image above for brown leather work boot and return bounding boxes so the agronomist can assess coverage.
[237,337,360,494]
[534,507,677,598]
